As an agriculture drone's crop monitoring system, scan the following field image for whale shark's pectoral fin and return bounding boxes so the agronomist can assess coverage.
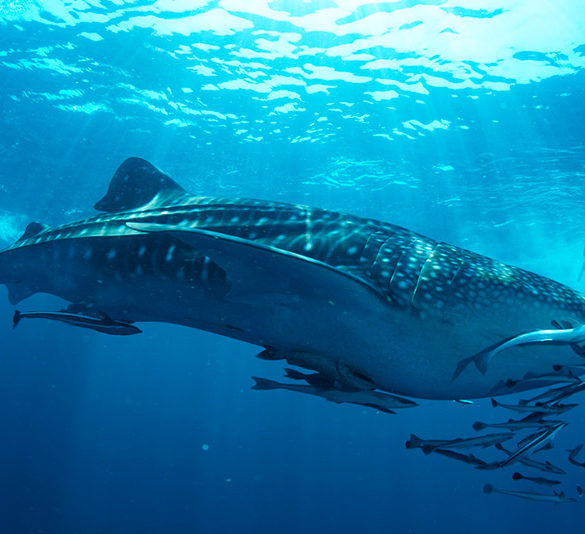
[552,319,585,356]
[452,338,519,381]
[453,324,585,381]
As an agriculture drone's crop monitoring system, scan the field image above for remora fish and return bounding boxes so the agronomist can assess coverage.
[3,157,585,399]
[283,367,335,388]
[13,309,141,335]
[483,483,576,503]
[495,443,566,475]
[520,382,585,406]
[512,471,560,487]
[552,363,585,373]
[429,448,488,468]
[405,432,513,453]
[505,372,581,389]
[251,377,416,413]
[496,422,566,468]
[473,414,562,432]
[517,430,555,450]
[490,398,577,415]
[567,443,585,467]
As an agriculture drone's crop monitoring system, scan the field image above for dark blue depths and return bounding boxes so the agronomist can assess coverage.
[2,1,585,533]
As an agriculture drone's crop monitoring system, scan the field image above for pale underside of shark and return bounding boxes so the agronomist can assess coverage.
[2,157,585,400]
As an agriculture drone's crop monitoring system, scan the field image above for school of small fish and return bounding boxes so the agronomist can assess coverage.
[12,305,585,502]
[253,355,585,502]
[407,365,585,503]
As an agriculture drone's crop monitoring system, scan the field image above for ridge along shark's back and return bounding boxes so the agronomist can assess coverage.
[2,157,585,400]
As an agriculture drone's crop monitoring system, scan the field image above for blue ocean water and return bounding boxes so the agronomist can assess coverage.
[1,1,585,532]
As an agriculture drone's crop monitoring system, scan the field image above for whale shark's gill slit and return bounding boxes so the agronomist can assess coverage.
[359,231,388,276]
[322,227,368,268]
[365,231,414,304]
[412,243,467,321]
[388,237,435,309]
[411,243,440,309]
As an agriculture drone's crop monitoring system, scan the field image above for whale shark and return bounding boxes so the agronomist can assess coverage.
[2,157,585,401]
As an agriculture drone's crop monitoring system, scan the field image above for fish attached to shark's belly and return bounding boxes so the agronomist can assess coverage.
[1,157,585,401]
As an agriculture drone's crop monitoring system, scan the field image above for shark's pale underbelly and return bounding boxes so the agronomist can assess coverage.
[56,258,584,400]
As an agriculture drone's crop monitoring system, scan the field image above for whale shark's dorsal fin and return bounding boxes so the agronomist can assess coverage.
[94,157,187,213]
[17,222,48,243]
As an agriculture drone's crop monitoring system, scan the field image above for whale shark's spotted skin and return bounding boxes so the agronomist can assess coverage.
[11,199,585,321]
[2,157,585,400]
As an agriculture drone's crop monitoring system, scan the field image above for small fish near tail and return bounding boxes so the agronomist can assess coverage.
[13,310,23,328]
[12,309,141,336]
[512,471,561,487]
[568,443,585,468]
[496,422,566,469]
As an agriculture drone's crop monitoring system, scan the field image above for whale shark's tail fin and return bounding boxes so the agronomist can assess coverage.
[0,240,40,304]
[0,222,48,304]
[95,157,187,213]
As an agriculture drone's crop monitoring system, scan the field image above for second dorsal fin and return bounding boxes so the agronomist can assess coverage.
[94,157,187,213]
